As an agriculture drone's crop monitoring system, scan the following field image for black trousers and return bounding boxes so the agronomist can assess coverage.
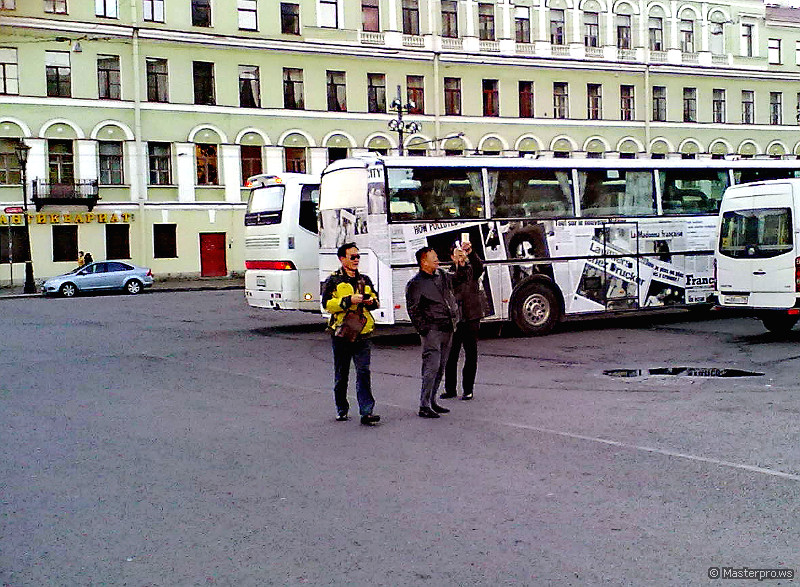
[444,319,480,396]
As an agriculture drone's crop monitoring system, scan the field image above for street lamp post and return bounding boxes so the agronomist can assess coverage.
[388,85,421,156]
[14,141,36,294]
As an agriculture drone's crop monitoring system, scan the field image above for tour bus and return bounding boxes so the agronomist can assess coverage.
[319,155,800,335]
[716,178,800,333]
[244,173,321,311]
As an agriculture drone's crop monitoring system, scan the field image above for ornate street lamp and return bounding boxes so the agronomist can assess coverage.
[14,141,36,294]
[388,85,421,156]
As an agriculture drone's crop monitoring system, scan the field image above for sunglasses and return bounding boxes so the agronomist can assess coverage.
[349,254,361,260]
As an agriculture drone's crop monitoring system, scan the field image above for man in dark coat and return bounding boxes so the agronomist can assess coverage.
[442,240,484,400]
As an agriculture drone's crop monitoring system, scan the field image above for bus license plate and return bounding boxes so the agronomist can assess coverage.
[726,295,749,305]
[256,277,266,287]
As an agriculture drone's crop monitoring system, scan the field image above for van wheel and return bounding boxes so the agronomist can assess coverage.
[761,314,799,334]
[60,283,77,298]
[125,279,142,295]
[511,282,560,336]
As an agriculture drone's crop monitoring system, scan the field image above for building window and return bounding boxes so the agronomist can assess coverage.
[680,19,694,53]
[441,0,458,38]
[0,139,21,184]
[515,7,531,43]
[326,70,347,112]
[683,87,697,122]
[281,3,300,34]
[319,0,338,28]
[53,225,78,263]
[148,142,171,185]
[362,0,379,32]
[587,84,602,120]
[620,85,634,120]
[482,79,498,117]
[146,58,168,102]
[99,141,123,185]
[771,92,783,125]
[649,17,663,50]
[0,227,29,264]
[328,147,348,164]
[45,51,71,98]
[192,61,215,105]
[284,147,306,173]
[48,139,74,184]
[712,89,726,123]
[239,65,260,108]
[402,0,419,35]
[478,3,495,41]
[95,0,117,18]
[0,48,19,95]
[742,24,754,57]
[444,77,461,115]
[742,90,754,124]
[240,145,262,184]
[191,0,211,26]
[796,93,800,126]
[616,14,631,49]
[283,68,304,109]
[44,0,67,14]
[584,12,599,47]
[106,224,130,259]
[769,38,782,64]
[407,75,424,114]
[550,9,565,45]
[238,0,257,30]
[97,55,120,100]
[519,81,533,118]
[196,144,218,185]
[796,41,800,65]
[153,224,177,258]
[553,82,568,119]
[652,86,666,121]
[0,0,16,8]
[143,0,164,22]
[367,73,386,113]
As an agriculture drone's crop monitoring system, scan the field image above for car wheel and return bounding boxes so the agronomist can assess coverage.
[125,279,142,295]
[761,314,798,334]
[511,281,560,336]
[60,283,77,298]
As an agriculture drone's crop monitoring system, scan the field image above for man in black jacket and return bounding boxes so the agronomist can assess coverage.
[405,246,460,419]
[442,240,484,400]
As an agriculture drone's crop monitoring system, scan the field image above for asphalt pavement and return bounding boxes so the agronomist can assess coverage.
[0,275,244,299]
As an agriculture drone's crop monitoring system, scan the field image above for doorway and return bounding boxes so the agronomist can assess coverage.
[199,233,227,277]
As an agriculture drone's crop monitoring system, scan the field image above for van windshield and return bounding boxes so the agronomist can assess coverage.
[719,207,793,259]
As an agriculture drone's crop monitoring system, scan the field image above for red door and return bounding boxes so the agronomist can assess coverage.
[199,233,227,277]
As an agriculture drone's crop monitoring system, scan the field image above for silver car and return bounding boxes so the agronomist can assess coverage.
[42,261,154,297]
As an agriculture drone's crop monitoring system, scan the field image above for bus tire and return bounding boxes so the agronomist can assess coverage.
[761,313,799,334]
[511,282,560,336]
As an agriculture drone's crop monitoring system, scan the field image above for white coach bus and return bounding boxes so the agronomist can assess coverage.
[244,173,321,311]
[319,155,800,335]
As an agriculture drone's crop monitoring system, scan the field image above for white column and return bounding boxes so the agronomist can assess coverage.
[387,0,398,30]
[24,138,47,190]
[76,139,98,182]
[126,140,143,201]
[309,147,328,176]
[264,146,284,175]
[571,6,581,44]
[221,144,242,203]
[465,0,476,37]
[501,2,512,40]
[175,142,196,202]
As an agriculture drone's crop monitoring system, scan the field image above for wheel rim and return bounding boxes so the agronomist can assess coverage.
[127,281,140,294]
[62,284,75,297]
[521,293,550,327]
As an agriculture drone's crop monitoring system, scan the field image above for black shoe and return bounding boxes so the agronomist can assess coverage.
[361,414,381,426]
[431,403,450,414]
[418,407,440,418]
[335,411,349,421]
[461,392,473,401]
[439,391,457,399]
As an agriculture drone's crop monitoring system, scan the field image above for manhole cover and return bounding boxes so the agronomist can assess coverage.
[604,367,764,378]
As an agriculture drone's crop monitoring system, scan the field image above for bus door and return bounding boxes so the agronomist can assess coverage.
[576,222,641,311]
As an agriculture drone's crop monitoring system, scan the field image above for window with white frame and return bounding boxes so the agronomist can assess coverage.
[0,48,18,95]
[319,0,339,28]
[553,82,568,119]
[769,38,782,64]
[238,0,257,30]
[648,17,663,50]
[515,7,530,43]
[45,51,71,98]
[99,141,123,185]
[652,86,666,121]
[143,0,164,22]
[95,0,118,18]
[550,9,565,45]
[44,0,67,14]
[742,90,754,124]
[402,0,419,35]
[620,85,634,120]
[587,84,601,120]
[712,89,725,123]
[680,18,694,53]
[584,12,599,47]
[616,14,631,49]
[741,24,754,57]
[683,87,697,122]
[770,92,783,125]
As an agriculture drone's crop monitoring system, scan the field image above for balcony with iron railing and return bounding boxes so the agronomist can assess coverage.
[32,179,100,211]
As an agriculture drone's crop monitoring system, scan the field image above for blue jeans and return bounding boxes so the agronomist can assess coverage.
[419,328,453,409]
[331,336,375,416]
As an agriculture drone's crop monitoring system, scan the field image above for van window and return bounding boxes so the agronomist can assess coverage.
[719,207,793,259]
[659,170,728,214]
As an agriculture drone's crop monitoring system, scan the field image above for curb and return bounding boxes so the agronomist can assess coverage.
[0,284,243,300]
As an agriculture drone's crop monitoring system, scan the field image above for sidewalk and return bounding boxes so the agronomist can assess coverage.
[0,276,244,299]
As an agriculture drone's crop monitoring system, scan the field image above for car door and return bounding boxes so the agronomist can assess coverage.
[106,262,131,289]
[81,263,110,290]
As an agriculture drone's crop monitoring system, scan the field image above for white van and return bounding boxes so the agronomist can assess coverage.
[715,179,800,333]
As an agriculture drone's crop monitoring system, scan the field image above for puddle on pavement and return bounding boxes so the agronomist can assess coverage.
[603,367,764,378]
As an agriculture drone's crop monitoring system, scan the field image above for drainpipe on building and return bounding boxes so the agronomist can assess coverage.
[433,51,441,156]
[131,0,147,268]
[644,62,651,155]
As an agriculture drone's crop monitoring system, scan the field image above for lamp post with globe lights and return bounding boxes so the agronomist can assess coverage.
[14,140,36,294]
[388,85,421,156]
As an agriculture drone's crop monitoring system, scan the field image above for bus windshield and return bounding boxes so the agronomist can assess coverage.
[387,167,483,221]
[719,207,793,259]
[247,185,285,213]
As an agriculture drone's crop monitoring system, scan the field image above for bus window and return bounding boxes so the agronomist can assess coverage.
[245,184,285,225]
[577,169,655,217]
[734,168,800,184]
[298,184,320,233]
[719,208,793,259]
[387,167,483,221]
[659,169,728,214]
[492,169,575,218]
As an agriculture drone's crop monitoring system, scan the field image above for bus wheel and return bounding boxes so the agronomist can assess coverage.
[512,282,560,336]
[761,314,799,334]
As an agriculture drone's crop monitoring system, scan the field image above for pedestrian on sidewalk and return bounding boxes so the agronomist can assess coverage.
[321,242,381,426]
[77,251,85,267]
[442,239,484,401]
[83,252,93,265]
[405,246,460,419]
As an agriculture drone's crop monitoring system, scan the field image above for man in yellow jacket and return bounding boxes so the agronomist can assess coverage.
[321,242,381,426]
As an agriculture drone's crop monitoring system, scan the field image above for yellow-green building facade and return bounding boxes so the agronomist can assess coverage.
[2,0,800,282]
